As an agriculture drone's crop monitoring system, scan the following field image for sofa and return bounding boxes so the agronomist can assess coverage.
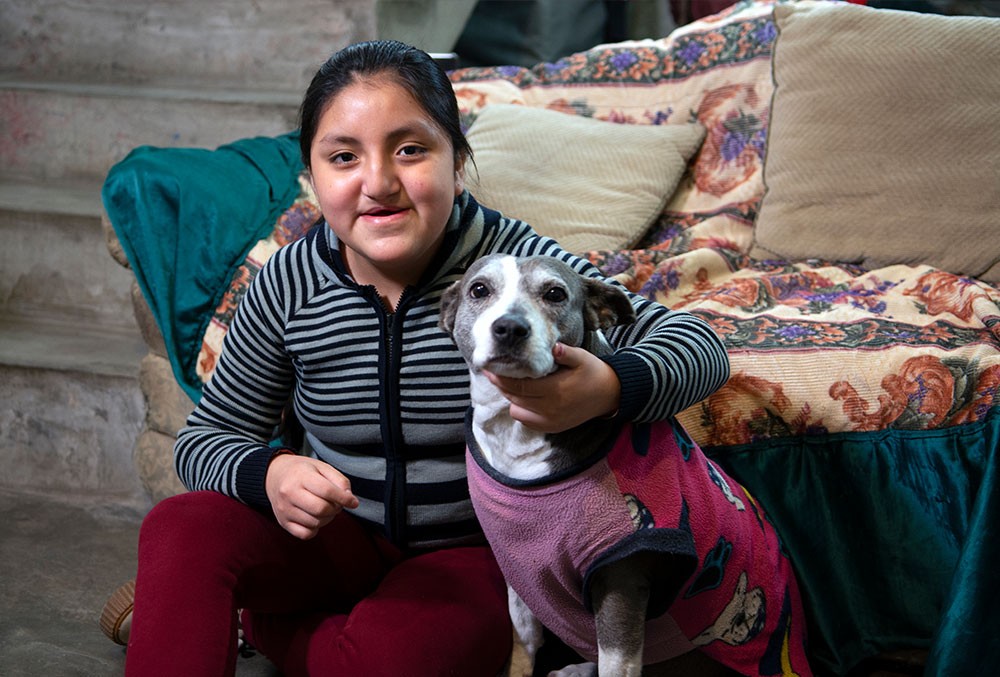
[102,1,1000,674]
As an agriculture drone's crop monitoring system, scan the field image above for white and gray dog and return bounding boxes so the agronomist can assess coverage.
[439,254,810,677]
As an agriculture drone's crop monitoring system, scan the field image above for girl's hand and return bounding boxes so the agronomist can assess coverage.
[265,454,359,540]
[484,342,621,433]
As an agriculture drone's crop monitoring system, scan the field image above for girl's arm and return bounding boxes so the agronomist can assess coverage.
[493,225,730,429]
[173,242,301,507]
[174,240,359,538]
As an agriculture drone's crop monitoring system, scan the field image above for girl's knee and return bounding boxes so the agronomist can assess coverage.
[138,491,255,560]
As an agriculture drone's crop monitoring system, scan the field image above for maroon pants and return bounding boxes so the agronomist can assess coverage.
[126,491,511,676]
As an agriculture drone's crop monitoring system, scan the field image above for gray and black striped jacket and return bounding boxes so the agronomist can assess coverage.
[174,191,730,549]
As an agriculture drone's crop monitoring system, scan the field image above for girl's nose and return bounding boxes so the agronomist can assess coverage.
[362,156,399,199]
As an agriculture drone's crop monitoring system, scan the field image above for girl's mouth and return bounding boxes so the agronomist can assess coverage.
[361,207,409,223]
[363,207,407,218]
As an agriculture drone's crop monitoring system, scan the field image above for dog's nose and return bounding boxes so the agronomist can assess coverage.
[491,316,530,346]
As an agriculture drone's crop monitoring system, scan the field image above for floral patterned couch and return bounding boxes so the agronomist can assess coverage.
[103,1,1000,674]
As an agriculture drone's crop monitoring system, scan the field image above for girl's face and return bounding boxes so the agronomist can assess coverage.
[308,76,465,298]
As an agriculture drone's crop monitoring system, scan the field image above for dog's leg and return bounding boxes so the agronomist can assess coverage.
[589,554,653,677]
[507,585,545,677]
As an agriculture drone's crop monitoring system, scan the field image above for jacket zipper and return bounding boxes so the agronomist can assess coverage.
[376,292,409,547]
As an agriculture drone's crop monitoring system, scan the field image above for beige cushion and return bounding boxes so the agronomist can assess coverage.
[465,104,705,254]
[751,1,1000,283]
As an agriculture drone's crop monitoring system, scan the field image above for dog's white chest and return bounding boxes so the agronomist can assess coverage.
[469,374,554,480]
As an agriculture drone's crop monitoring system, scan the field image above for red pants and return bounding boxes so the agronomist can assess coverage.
[126,491,511,676]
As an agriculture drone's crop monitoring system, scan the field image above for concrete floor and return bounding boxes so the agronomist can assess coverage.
[0,489,279,676]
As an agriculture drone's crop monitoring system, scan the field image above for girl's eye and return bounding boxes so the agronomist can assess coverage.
[399,145,426,158]
[469,283,490,299]
[331,152,356,164]
[543,287,568,303]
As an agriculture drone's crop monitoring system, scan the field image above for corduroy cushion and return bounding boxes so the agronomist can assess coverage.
[466,104,706,254]
[750,1,1000,283]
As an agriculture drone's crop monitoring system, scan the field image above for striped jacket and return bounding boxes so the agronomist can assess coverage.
[174,191,730,549]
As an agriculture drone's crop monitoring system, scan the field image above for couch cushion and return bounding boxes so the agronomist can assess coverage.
[750,1,1000,283]
[465,103,705,254]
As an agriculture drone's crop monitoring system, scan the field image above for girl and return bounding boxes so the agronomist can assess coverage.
[120,40,730,675]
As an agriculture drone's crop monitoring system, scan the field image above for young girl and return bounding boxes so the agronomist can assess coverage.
[121,40,730,676]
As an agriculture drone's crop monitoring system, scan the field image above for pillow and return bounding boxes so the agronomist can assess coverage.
[465,104,706,254]
[750,1,1000,284]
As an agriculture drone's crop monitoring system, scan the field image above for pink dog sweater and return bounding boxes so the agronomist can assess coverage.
[466,416,812,675]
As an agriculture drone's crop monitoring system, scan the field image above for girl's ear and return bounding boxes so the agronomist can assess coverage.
[454,154,467,196]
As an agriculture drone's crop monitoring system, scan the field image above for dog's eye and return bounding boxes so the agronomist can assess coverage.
[469,283,490,299]
[543,287,568,303]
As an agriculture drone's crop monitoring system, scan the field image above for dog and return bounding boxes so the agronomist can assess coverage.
[439,254,811,677]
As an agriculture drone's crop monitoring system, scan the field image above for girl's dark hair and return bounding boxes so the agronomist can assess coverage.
[298,40,472,170]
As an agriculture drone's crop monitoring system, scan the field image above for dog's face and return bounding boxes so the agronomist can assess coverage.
[439,254,635,379]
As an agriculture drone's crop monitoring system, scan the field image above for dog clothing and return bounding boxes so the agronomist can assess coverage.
[466,416,812,675]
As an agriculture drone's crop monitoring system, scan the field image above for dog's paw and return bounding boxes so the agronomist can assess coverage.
[547,662,597,677]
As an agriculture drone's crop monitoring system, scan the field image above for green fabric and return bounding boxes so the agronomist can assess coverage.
[706,407,1000,676]
[101,132,303,401]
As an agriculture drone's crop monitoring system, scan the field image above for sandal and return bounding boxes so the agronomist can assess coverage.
[99,579,135,646]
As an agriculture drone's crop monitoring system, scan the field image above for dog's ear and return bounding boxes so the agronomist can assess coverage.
[582,278,637,331]
[438,280,462,336]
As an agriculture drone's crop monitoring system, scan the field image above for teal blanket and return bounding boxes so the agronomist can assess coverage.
[707,408,1000,675]
[101,132,303,401]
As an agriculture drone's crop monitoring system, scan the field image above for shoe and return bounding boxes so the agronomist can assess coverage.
[100,579,135,646]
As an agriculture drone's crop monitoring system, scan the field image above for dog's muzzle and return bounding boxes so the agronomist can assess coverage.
[491,314,531,348]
